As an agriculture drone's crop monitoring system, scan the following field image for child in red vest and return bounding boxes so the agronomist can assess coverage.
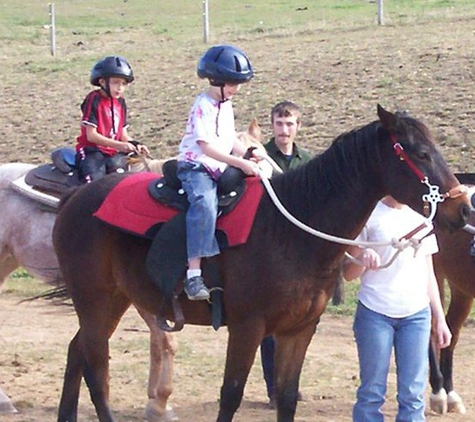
[75,56,149,183]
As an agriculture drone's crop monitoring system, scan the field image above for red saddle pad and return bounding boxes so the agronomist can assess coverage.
[93,172,263,247]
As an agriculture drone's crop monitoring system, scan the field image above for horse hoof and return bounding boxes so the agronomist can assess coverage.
[146,402,179,422]
[165,405,179,421]
[430,388,448,414]
[447,391,467,414]
[0,400,18,414]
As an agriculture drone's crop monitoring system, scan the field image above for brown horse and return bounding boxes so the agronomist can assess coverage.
[52,105,469,422]
[429,176,475,415]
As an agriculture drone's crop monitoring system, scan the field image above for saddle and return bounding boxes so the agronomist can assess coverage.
[11,147,80,208]
[11,147,131,209]
[147,158,247,215]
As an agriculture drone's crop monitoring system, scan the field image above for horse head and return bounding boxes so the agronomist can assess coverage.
[376,104,469,232]
[237,118,274,178]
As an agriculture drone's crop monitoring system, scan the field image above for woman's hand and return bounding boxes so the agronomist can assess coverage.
[360,248,381,269]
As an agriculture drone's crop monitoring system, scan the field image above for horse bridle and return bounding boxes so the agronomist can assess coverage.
[390,134,467,221]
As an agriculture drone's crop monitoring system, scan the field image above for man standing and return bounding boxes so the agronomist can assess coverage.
[260,101,312,408]
[263,101,311,173]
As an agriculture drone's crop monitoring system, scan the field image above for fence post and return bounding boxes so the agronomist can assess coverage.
[203,0,209,43]
[49,3,56,56]
[377,0,384,25]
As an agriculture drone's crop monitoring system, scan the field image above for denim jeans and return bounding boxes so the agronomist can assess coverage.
[353,302,430,422]
[176,161,220,260]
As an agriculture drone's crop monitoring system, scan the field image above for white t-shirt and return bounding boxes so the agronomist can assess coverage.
[178,92,236,179]
[357,201,439,318]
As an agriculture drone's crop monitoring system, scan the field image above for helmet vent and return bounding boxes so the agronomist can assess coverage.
[234,56,242,72]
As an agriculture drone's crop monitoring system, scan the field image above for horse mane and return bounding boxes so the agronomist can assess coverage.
[271,120,383,219]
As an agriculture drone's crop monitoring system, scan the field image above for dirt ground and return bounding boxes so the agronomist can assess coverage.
[2,9,475,422]
[1,295,475,422]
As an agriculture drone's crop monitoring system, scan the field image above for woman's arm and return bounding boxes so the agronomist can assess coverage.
[427,256,452,348]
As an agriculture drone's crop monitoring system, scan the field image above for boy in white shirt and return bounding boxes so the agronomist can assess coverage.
[177,45,259,300]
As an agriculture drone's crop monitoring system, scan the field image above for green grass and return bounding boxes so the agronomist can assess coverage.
[1,269,48,299]
[1,0,474,45]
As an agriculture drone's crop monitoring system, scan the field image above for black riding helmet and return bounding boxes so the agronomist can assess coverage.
[197,45,253,86]
[90,56,135,87]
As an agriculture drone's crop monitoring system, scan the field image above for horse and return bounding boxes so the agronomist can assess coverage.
[0,161,179,421]
[429,175,475,416]
[0,118,267,420]
[51,104,469,422]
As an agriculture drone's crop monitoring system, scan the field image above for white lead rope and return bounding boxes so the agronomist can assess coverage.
[257,155,434,267]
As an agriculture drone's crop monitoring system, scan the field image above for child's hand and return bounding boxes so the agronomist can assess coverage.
[136,144,151,156]
[250,149,266,162]
[118,142,137,154]
[239,159,260,176]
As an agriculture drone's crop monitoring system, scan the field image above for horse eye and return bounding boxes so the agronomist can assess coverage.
[416,150,430,160]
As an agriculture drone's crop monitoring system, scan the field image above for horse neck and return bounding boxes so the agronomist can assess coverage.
[270,123,385,243]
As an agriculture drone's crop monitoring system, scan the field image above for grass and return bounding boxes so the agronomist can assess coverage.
[1,1,474,45]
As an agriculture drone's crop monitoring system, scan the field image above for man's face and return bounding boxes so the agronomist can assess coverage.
[271,114,301,148]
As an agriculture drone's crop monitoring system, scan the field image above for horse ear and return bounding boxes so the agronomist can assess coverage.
[377,104,399,133]
[248,118,262,141]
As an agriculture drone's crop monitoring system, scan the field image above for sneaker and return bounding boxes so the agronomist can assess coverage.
[184,276,210,301]
[470,240,475,258]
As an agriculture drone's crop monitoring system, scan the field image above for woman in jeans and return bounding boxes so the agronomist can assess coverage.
[343,195,452,421]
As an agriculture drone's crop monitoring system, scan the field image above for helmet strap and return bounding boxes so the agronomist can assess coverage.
[100,78,112,98]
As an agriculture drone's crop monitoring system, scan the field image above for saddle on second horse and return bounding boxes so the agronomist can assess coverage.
[10,147,130,208]
[10,147,80,208]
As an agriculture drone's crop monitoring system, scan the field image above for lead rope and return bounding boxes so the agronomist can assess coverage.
[257,155,438,268]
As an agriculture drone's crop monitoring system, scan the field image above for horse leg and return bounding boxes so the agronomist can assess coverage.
[135,306,178,422]
[429,337,447,414]
[0,255,20,414]
[331,270,345,306]
[217,321,264,422]
[273,322,316,422]
[0,386,18,414]
[0,254,18,286]
[58,292,131,422]
[57,330,85,422]
[440,289,472,414]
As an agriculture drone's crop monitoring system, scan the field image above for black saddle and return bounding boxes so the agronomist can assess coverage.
[24,147,80,198]
[148,158,248,216]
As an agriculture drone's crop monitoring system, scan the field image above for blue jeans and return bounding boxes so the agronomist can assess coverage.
[353,302,431,422]
[176,161,220,260]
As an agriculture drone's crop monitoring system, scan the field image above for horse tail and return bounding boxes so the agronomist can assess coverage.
[20,285,71,306]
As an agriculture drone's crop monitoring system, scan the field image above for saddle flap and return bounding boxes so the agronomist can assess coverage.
[148,176,247,217]
[148,177,189,211]
[24,164,79,195]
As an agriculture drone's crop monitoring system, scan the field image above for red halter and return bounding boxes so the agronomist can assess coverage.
[390,134,466,219]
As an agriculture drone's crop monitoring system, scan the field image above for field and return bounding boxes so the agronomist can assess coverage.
[2,1,475,421]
